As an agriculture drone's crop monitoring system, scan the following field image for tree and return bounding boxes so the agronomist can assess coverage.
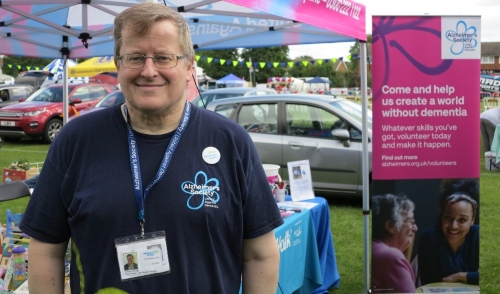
[344,35,372,89]
[240,46,290,84]
[288,55,344,89]
[288,55,335,79]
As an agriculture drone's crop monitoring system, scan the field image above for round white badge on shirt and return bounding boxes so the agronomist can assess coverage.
[202,147,221,164]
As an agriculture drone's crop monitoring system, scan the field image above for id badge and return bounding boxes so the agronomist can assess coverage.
[115,231,170,281]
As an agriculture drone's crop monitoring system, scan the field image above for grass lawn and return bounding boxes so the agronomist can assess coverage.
[0,101,499,293]
[0,139,48,221]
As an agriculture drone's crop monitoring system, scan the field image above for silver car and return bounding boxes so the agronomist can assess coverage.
[205,94,373,197]
[192,87,277,108]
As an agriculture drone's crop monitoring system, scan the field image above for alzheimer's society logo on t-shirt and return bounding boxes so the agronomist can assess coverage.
[181,171,220,210]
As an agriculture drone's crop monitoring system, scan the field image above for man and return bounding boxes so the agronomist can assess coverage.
[480,107,500,152]
[124,254,138,271]
[20,3,282,293]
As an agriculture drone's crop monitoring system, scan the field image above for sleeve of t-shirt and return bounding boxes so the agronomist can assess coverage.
[242,160,284,239]
[235,129,283,239]
[19,136,71,243]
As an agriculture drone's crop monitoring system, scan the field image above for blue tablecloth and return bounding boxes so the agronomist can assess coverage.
[276,208,323,294]
[240,196,339,294]
[287,196,340,293]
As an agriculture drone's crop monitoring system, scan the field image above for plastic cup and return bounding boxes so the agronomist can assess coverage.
[262,164,280,186]
[275,188,288,202]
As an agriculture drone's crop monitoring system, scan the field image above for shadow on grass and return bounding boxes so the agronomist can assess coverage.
[321,194,363,208]
[2,137,46,147]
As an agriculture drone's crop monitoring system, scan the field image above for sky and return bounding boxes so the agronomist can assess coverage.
[288,0,500,59]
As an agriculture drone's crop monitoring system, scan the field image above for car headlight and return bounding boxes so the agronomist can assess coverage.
[23,108,47,117]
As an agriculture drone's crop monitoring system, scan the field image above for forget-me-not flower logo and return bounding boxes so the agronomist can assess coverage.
[446,20,478,55]
[181,171,220,210]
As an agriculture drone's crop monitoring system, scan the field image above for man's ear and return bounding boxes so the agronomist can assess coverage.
[114,57,120,70]
[186,59,194,83]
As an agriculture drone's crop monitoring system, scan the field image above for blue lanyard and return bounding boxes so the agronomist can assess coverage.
[123,101,191,235]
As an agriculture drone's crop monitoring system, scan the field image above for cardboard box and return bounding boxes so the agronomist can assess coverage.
[485,151,500,171]
[2,167,38,182]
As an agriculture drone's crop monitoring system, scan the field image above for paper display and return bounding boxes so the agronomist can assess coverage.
[278,201,318,210]
[287,160,315,201]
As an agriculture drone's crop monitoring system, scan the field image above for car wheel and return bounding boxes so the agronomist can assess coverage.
[42,118,63,143]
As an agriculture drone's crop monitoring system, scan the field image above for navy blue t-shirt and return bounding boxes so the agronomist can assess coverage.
[20,103,283,293]
[418,225,479,285]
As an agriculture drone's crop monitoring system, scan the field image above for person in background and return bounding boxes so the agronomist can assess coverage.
[418,179,479,285]
[479,107,500,152]
[20,3,283,293]
[371,194,418,293]
[0,90,8,101]
[23,174,39,190]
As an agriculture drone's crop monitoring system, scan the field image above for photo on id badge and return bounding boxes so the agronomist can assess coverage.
[123,252,139,271]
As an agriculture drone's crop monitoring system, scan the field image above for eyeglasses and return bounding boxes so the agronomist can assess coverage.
[402,217,416,227]
[117,54,186,69]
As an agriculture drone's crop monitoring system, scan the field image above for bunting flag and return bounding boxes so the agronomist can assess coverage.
[193,53,364,69]
[0,64,40,71]
[0,53,363,72]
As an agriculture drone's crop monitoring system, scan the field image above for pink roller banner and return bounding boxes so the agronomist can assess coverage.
[370,16,481,293]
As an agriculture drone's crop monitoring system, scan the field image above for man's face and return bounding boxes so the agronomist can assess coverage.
[127,255,134,265]
[116,19,193,115]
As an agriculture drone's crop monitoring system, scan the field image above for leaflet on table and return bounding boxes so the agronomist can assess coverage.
[419,285,479,293]
[279,210,295,218]
[278,201,318,210]
[12,279,28,293]
[287,160,315,201]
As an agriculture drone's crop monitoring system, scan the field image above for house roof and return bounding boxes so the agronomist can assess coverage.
[481,42,500,56]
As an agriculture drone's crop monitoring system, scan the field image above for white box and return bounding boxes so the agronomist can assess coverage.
[485,151,500,171]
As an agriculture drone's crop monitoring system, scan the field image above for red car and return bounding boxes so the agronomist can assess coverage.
[0,83,118,143]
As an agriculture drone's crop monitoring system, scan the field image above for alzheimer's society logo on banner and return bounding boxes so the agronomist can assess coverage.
[441,16,481,59]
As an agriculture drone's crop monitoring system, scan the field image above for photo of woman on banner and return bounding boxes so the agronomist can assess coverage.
[371,194,418,293]
[418,178,479,285]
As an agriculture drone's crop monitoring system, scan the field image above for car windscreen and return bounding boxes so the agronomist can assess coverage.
[27,86,76,103]
[193,93,239,107]
[330,100,372,130]
[96,92,125,108]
